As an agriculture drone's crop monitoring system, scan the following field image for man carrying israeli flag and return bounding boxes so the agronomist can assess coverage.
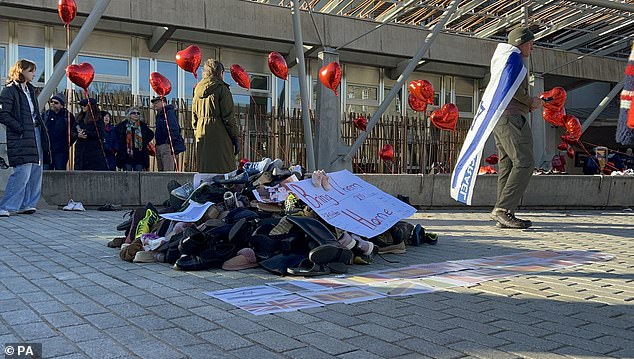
[451,27,542,229]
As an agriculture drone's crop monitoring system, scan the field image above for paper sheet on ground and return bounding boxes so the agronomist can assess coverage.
[283,169,416,238]
[233,294,323,315]
[159,201,214,222]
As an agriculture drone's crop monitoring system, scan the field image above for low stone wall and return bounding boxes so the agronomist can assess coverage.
[35,171,634,208]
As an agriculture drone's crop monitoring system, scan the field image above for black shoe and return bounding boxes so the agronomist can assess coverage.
[116,210,134,231]
[178,228,208,256]
[174,243,236,271]
[213,172,249,185]
[491,208,531,229]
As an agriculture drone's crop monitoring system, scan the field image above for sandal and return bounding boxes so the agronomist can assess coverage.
[287,259,330,276]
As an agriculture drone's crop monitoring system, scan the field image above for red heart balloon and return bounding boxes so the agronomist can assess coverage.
[485,154,498,165]
[557,142,569,151]
[379,144,394,162]
[564,114,582,142]
[58,0,77,25]
[230,64,250,90]
[268,52,288,80]
[149,72,172,97]
[66,63,94,91]
[408,93,427,113]
[540,87,567,127]
[566,146,575,159]
[409,80,434,104]
[176,45,202,79]
[353,116,367,132]
[430,103,459,131]
[561,134,574,144]
[319,62,342,96]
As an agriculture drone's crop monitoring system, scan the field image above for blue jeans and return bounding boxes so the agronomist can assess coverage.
[43,152,68,170]
[0,162,43,211]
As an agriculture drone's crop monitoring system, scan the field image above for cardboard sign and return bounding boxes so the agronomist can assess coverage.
[283,170,416,238]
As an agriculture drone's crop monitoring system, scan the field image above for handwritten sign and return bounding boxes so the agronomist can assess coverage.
[283,170,416,238]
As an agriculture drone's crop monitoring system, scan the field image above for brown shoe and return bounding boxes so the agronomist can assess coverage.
[491,208,531,229]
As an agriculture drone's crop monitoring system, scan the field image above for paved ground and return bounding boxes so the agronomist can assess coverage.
[1,208,633,359]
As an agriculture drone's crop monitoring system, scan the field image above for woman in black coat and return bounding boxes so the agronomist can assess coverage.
[74,98,108,171]
[0,59,49,217]
[115,106,154,171]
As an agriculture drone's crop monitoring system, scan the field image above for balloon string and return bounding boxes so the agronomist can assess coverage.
[65,23,73,201]
[160,97,178,171]
[578,140,632,157]
[248,94,267,161]
[85,93,109,170]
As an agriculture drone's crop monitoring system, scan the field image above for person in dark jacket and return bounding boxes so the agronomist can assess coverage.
[192,59,239,173]
[74,98,108,171]
[101,111,119,171]
[151,96,185,171]
[0,59,48,217]
[115,106,154,171]
[41,94,77,170]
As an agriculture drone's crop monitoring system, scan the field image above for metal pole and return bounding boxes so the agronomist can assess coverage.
[581,78,625,133]
[37,0,112,108]
[291,0,316,172]
[339,0,461,163]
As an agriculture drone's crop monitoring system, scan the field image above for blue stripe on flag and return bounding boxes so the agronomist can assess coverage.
[451,52,524,189]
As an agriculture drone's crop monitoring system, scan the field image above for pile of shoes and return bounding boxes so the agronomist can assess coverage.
[103,160,439,276]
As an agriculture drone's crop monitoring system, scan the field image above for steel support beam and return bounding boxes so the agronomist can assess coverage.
[570,0,634,12]
[37,0,112,108]
[285,45,320,68]
[581,78,625,133]
[147,26,176,53]
[337,0,461,164]
[291,0,316,172]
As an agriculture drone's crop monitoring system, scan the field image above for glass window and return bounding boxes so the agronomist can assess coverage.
[384,86,402,116]
[184,67,202,99]
[157,61,178,100]
[139,59,150,93]
[346,104,377,115]
[0,46,6,82]
[78,55,129,77]
[290,76,301,110]
[250,74,269,91]
[91,82,132,96]
[275,77,285,113]
[18,46,45,84]
[456,95,473,113]
[53,49,68,92]
[347,84,378,101]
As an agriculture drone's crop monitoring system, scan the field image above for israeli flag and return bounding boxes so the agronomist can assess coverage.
[450,43,527,205]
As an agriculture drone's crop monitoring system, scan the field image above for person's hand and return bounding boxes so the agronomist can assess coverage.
[529,97,542,112]
[78,130,87,139]
[232,138,240,155]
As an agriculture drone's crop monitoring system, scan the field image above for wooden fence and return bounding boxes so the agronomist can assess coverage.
[59,91,470,173]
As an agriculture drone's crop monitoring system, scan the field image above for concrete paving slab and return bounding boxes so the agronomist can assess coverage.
[0,208,632,358]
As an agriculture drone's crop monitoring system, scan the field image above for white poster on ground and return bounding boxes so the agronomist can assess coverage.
[283,170,416,238]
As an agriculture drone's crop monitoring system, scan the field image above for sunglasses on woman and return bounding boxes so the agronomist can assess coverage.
[129,111,141,115]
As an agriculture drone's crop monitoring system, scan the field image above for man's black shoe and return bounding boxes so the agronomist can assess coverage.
[491,208,531,229]
[174,243,236,271]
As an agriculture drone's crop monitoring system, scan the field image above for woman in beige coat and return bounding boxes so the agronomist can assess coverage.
[192,59,240,173]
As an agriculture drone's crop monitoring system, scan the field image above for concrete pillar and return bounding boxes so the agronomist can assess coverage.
[315,49,351,172]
